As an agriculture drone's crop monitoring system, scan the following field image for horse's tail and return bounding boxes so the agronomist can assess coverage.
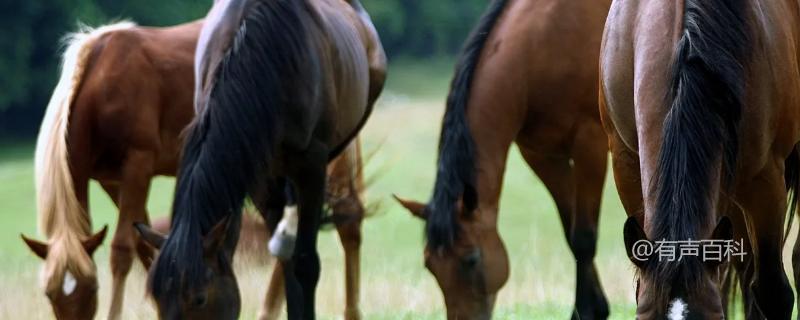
[649,0,749,304]
[35,21,136,238]
[426,0,508,250]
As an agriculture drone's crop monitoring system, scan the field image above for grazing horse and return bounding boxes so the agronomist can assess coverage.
[21,20,202,320]
[395,0,612,318]
[135,0,386,319]
[601,0,800,318]
[152,139,370,320]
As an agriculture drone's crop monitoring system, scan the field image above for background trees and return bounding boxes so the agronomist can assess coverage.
[0,0,487,138]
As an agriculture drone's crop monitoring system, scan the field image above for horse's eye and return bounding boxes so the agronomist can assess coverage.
[461,249,481,269]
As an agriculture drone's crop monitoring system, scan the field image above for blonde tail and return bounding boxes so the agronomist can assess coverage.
[34,21,136,238]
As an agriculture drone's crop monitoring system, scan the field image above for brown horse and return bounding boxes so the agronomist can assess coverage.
[135,0,385,318]
[601,0,800,318]
[152,139,370,320]
[21,20,202,320]
[395,0,611,319]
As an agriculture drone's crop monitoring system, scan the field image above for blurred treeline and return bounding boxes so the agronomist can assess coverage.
[0,0,486,138]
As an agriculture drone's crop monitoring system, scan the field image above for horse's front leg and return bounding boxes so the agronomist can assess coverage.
[285,142,328,320]
[108,149,155,320]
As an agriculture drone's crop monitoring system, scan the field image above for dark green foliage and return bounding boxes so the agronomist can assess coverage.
[0,0,488,137]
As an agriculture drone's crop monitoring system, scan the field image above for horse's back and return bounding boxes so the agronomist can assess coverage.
[467,0,610,152]
[73,21,201,180]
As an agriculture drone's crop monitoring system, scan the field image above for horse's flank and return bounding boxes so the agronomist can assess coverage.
[34,21,136,280]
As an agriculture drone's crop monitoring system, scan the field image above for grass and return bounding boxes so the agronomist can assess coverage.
[0,58,795,319]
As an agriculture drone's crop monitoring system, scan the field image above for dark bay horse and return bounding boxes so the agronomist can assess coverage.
[395,0,612,318]
[135,0,386,318]
[601,0,800,318]
[152,139,370,320]
[21,20,202,320]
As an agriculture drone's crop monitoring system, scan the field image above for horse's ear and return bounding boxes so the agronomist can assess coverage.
[393,195,427,220]
[203,216,232,256]
[82,225,108,256]
[624,216,649,268]
[134,223,166,250]
[711,216,733,241]
[21,234,49,259]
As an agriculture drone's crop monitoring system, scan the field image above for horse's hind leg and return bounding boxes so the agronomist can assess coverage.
[107,150,155,320]
[740,160,794,320]
[335,206,363,320]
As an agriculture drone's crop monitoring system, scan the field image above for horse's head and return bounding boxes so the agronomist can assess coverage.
[21,226,107,320]
[395,195,508,319]
[624,216,732,319]
[136,216,240,320]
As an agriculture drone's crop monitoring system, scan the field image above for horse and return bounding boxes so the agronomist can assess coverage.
[394,0,612,318]
[134,0,386,318]
[21,20,203,320]
[151,139,370,320]
[22,17,374,319]
[600,0,800,318]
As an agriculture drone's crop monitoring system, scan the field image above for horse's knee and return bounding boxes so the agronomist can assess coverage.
[571,227,598,262]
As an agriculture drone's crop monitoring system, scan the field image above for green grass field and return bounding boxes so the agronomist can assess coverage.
[0,59,793,319]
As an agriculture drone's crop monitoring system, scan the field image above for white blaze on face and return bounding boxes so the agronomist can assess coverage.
[668,298,688,320]
[62,271,77,296]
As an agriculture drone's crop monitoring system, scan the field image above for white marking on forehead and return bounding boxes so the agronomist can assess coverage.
[62,271,77,296]
[668,298,688,320]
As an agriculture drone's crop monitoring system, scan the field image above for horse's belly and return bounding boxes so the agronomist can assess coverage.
[328,41,370,147]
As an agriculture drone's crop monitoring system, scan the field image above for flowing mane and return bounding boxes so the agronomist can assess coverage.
[150,0,318,298]
[425,0,508,250]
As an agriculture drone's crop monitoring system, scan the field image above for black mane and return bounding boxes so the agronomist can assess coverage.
[647,0,750,308]
[150,0,319,300]
[425,0,508,250]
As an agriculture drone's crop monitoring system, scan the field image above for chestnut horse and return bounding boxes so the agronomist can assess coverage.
[22,18,373,319]
[21,20,201,320]
[135,0,385,318]
[601,0,800,318]
[396,0,611,319]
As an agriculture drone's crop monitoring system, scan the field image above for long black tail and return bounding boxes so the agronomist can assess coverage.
[426,0,508,250]
[151,0,318,297]
[648,0,750,307]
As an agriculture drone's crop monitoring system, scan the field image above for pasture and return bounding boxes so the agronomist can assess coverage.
[0,58,795,319]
